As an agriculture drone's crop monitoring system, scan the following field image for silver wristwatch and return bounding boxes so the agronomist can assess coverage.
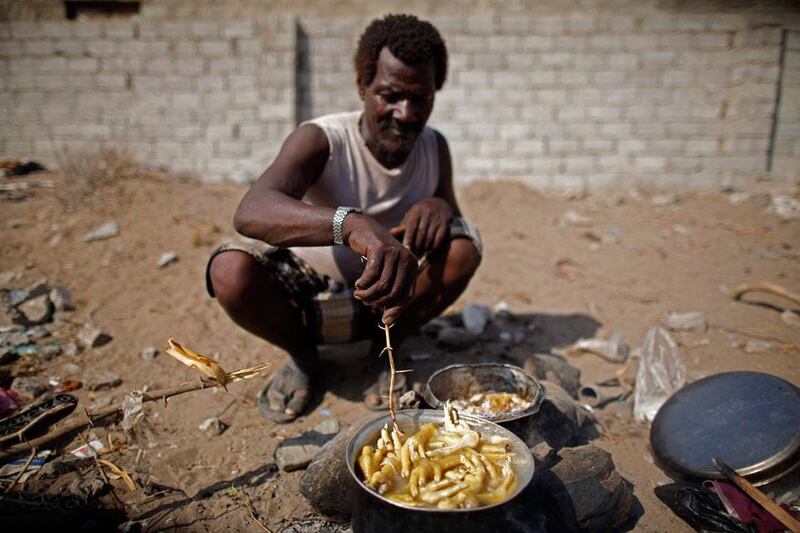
[332,206,362,246]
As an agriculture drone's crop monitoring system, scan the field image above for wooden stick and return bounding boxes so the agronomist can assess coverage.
[713,457,800,533]
[730,282,800,307]
[0,447,36,499]
[0,380,220,461]
[380,321,403,435]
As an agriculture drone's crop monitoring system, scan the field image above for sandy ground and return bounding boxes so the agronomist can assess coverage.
[1,168,799,532]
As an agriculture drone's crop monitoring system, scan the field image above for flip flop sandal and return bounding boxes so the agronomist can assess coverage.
[363,370,408,411]
[257,363,311,424]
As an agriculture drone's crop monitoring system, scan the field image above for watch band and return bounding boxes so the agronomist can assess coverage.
[333,206,361,246]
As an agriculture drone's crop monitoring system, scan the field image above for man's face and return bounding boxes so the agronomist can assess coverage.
[359,47,436,168]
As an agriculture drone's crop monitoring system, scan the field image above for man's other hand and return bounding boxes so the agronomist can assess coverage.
[344,214,418,325]
[399,197,454,257]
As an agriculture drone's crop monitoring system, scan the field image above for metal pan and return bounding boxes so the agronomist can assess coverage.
[650,371,800,486]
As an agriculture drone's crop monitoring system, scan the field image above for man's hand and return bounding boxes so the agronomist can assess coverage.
[398,197,454,257]
[343,214,419,325]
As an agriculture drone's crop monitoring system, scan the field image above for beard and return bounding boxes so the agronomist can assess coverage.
[373,118,423,167]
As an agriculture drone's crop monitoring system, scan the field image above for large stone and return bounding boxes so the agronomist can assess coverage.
[77,322,112,348]
[462,303,492,336]
[524,353,581,398]
[11,375,49,399]
[513,380,597,449]
[549,445,633,532]
[85,370,121,391]
[436,326,476,350]
[16,294,54,326]
[49,286,75,311]
[275,418,341,472]
[300,423,359,518]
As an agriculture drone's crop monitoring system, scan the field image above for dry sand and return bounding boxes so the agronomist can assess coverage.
[1,169,798,531]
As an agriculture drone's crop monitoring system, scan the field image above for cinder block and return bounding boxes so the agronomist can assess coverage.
[105,21,136,39]
[68,57,99,73]
[693,33,730,50]
[96,74,127,89]
[10,22,40,39]
[222,20,255,39]
[54,39,85,56]
[191,21,221,38]
[633,156,667,171]
[0,40,23,57]
[23,40,55,55]
[641,16,675,33]
[39,22,72,38]
[172,93,200,109]
[72,21,103,38]
[86,40,117,57]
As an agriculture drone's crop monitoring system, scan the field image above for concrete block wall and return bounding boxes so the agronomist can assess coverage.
[301,12,797,189]
[0,15,295,180]
[1,1,799,188]
[773,30,800,175]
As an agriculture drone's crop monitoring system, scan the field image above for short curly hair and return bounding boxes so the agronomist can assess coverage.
[354,14,448,90]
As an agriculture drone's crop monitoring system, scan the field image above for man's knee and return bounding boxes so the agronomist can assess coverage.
[444,238,481,285]
[208,251,258,308]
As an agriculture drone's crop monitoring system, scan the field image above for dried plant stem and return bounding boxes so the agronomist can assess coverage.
[379,321,403,435]
[0,447,36,499]
[0,380,221,461]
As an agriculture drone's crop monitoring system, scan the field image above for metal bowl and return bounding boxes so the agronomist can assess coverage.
[346,409,535,533]
[422,363,545,423]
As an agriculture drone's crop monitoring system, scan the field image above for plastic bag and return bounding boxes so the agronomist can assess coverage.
[633,326,686,422]
[121,393,144,431]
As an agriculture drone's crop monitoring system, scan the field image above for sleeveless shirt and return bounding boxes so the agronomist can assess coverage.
[289,111,440,286]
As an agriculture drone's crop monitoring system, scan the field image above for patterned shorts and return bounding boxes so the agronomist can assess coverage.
[205,217,482,344]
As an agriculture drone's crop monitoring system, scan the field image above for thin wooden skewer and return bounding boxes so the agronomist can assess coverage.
[379,320,403,435]
[713,457,800,533]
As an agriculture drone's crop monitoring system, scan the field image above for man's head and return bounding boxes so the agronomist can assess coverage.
[355,14,448,168]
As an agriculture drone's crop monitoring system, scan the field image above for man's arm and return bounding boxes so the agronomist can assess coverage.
[233,124,335,247]
[233,124,418,324]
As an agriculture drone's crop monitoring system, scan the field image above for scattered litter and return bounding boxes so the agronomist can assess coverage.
[664,311,707,332]
[70,440,105,459]
[743,339,771,354]
[672,224,692,236]
[0,388,20,416]
[554,258,580,280]
[634,327,686,422]
[140,346,158,360]
[319,408,331,417]
[157,251,178,268]
[7,218,26,229]
[49,286,75,311]
[0,450,53,483]
[559,210,593,227]
[54,379,82,393]
[499,328,526,346]
[782,310,800,330]
[0,179,54,191]
[82,221,119,242]
[568,331,629,363]
[651,193,680,206]
[121,393,144,431]
[16,294,54,326]
[0,271,20,286]
[86,370,122,391]
[10,375,48,399]
[1,159,46,177]
[768,195,800,220]
[198,416,228,436]
[77,322,112,348]
[461,303,491,336]
[727,192,751,205]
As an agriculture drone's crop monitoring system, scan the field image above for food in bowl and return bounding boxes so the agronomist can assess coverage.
[450,392,532,415]
[356,402,518,509]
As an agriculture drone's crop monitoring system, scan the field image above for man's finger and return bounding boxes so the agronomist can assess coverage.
[414,216,430,254]
[354,252,383,292]
[354,255,395,303]
[431,223,447,252]
[389,225,405,239]
[382,305,403,326]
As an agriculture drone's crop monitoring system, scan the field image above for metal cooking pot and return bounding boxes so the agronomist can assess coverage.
[422,363,545,442]
[346,409,535,533]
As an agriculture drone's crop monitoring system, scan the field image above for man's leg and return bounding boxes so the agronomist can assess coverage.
[207,250,317,419]
[396,237,482,338]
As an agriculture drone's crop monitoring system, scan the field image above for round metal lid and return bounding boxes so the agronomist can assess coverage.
[651,371,800,485]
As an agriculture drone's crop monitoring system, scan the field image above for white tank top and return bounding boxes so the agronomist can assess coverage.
[290,111,440,286]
